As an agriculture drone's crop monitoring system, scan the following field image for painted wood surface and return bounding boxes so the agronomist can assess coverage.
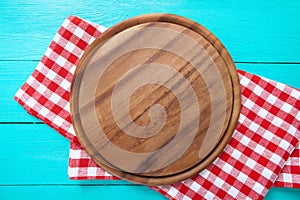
[0,0,299,199]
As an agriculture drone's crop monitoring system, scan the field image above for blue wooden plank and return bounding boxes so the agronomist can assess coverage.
[0,123,135,185]
[237,63,300,88]
[0,186,299,200]
[0,123,75,184]
[0,0,299,61]
[0,186,166,200]
[266,188,300,200]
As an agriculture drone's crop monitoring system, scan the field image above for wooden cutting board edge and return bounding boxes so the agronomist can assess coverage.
[70,13,241,185]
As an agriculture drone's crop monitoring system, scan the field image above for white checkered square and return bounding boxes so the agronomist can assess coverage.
[244,98,255,110]
[287,126,297,135]
[214,177,225,187]
[239,75,250,87]
[223,163,233,174]
[295,112,300,121]
[182,196,191,200]
[168,187,180,198]
[73,26,85,38]
[273,116,284,127]
[238,113,247,124]
[252,182,264,194]
[52,115,65,127]
[203,190,215,200]
[49,93,61,104]
[254,143,266,155]
[270,153,282,165]
[46,70,57,80]
[240,135,251,147]
[253,85,264,96]
[249,122,260,133]
[290,89,300,99]
[64,41,77,53]
[281,103,293,113]
[36,84,47,94]
[26,96,38,106]
[262,130,274,142]
[257,108,268,118]
[199,169,210,179]
[26,76,35,85]
[68,167,79,177]
[278,139,291,151]
[67,126,76,137]
[44,47,53,58]
[283,173,293,182]
[276,82,286,91]
[190,182,201,192]
[14,89,26,101]
[237,172,249,184]
[60,79,71,91]
[228,186,239,198]
[56,55,67,67]
[69,149,81,159]
[245,158,256,170]
[232,148,243,160]
[261,167,273,180]
[39,107,50,118]
[87,167,98,176]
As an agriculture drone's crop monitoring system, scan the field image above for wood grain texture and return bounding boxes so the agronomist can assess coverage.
[71,14,240,185]
[1,0,299,199]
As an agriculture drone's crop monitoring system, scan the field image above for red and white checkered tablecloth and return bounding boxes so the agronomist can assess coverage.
[14,16,300,199]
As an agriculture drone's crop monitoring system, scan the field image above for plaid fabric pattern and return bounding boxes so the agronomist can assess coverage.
[274,144,300,188]
[68,142,119,180]
[14,16,106,144]
[14,16,300,199]
[68,71,300,199]
[151,71,300,199]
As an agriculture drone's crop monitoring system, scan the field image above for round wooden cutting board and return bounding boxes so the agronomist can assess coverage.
[70,14,241,185]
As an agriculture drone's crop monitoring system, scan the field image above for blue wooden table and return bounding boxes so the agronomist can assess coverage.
[1,1,299,199]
